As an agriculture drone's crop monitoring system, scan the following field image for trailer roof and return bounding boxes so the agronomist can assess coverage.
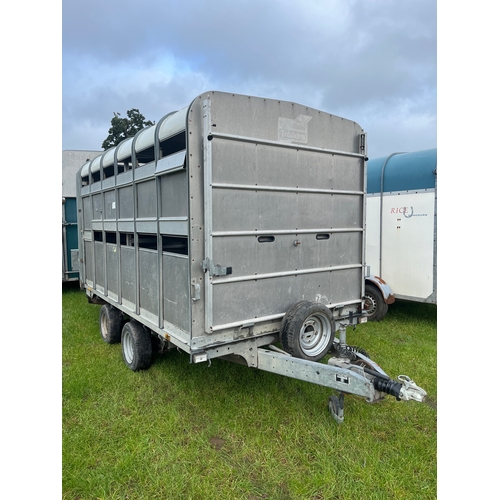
[367,148,437,194]
[81,105,189,176]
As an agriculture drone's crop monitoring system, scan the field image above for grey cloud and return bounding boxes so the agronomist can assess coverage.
[63,0,436,158]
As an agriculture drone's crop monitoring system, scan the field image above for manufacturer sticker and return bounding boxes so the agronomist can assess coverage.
[278,114,312,144]
[389,206,428,218]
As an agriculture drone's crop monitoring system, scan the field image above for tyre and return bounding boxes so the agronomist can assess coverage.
[99,304,123,344]
[121,321,153,371]
[364,283,389,321]
[280,301,335,361]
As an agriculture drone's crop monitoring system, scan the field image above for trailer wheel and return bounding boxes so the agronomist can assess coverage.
[280,301,334,361]
[121,321,153,371]
[364,283,388,321]
[99,304,123,344]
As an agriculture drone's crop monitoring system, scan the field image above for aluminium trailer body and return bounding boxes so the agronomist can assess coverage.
[76,91,426,422]
[62,150,101,282]
[364,149,437,320]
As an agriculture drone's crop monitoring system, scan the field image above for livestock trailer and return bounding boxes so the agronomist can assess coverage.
[365,149,437,320]
[76,91,426,422]
[62,150,101,282]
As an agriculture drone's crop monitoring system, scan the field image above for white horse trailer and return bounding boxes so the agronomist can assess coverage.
[76,91,426,422]
[364,149,437,320]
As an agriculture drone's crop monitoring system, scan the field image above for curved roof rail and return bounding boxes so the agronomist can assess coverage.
[80,106,190,178]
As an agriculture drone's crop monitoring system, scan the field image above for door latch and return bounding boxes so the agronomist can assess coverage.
[202,258,233,276]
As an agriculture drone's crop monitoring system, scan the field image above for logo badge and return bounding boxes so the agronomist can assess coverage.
[278,114,312,144]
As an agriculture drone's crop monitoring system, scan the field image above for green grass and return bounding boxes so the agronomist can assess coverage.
[62,283,437,499]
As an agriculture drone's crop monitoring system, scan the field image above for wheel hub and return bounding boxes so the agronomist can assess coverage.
[364,294,376,314]
[299,313,331,357]
[122,330,134,363]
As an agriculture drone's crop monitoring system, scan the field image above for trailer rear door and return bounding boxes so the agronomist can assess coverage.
[201,94,366,334]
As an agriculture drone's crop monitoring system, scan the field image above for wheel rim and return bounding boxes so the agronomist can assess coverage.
[364,293,376,315]
[101,314,109,340]
[299,312,332,357]
[122,328,134,364]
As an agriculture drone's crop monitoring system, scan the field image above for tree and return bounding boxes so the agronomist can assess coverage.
[101,108,154,150]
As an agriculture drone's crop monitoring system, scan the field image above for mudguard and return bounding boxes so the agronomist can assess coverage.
[365,275,395,305]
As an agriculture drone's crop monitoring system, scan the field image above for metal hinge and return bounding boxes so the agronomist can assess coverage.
[202,258,233,276]
[359,133,367,156]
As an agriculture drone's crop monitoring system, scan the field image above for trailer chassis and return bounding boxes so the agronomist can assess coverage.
[181,320,426,424]
[88,286,426,423]
[226,323,426,423]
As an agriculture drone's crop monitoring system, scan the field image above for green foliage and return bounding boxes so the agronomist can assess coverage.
[63,283,437,499]
[101,108,154,150]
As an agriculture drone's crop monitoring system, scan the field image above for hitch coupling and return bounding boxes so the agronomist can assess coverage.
[374,374,427,402]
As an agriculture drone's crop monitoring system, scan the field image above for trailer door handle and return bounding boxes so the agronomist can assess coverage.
[191,283,201,301]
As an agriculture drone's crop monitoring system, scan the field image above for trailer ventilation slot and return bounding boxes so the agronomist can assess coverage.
[258,236,275,243]
[162,235,188,255]
[103,165,114,179]
[120,233,134,247]
[137,233,158,251]
[160,131,186,157]
[105,232,117,244]
[316,233,331,240]
[136,145,155,167]
[117,158,132,175]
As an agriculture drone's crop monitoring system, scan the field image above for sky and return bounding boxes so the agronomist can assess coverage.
[62,0,437,160]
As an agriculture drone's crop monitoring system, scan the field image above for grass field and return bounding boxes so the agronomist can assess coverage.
[62,283,437,499]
